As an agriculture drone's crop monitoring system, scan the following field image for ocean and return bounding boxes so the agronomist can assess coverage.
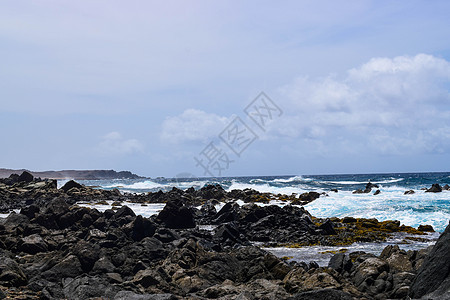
[72,172,450,232]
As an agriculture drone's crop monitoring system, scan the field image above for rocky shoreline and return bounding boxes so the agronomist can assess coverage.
[1,172,449,299]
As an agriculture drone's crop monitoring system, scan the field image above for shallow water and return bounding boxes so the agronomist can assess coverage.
[263,232,439,267]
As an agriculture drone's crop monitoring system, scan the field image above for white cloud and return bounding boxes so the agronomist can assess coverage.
[160,109,229,144]
[277,54,450,155]
[97,132,144,155]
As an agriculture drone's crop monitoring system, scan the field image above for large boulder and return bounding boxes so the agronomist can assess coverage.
[17,171,34,183]
[0,255,27,287]
[196,184,226,200]
[425,184,442,193]
[62,275,119,299]
[156,199,195,229]
[60,180,83,192]
[296,191,321,204]
[129,215,157,241]
[409,222,450,299]
[19,234,48,254]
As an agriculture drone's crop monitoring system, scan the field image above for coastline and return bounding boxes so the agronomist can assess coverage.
[0,168,143,180]
[1,171,449,298]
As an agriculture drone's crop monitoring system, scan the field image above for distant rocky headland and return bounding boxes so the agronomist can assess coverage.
[0,168,143,180]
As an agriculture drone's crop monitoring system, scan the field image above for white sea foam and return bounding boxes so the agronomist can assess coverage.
[327,178,404,185]
[104,180,169,191]
[77,201,165,218]
[273,175,313,183]
[0,210,21,218]
[306,189,450,232]
[173,180,206,189]
[227,180,311,195]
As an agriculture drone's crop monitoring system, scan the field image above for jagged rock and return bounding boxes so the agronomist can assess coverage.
[328,253,352,274]
[128,215,157,241]
[92,257,115,274]
[72,240,101,273]
[111,205,136,226]
[365,182,379,190]
[17,171,34,183]
[319,220,337,235]
[213,202,240,224]
[3,173,19,185]
[290,288,353,300]
[196,184,226,200]
[156,199,195,229]
[19,234,48,254]
[418,224,434,232]
[409,222,450,298]
[43,197,70,216]
[42,254,83,281]
[0,256,27,287]
[373,189,380,195]
[425,183,442,193]
[20,204,40,219]
[3,212,30,232]
[133,268,164,288]
[342,217,357,223]
[294,191,321,204]
[443,184,450,190]
[113,291,179,300]
[352,257,389,287]
[214,223,249,247]
[404,190,415,195]
[60,180,83,192]
[62,275,119,299]
[387,252,413,273]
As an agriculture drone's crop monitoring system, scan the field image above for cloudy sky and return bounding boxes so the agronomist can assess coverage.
[1,1,450,177]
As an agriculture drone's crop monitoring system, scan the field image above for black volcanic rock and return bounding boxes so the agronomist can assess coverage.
[60,180,83,192]
[365,181,379,190]
[293,191,321,204]
[17,171,34,183]
[425,183,443,193]
[196,184,226,200]
[156,199,195,229]
[290,289,353,300]
[409,222,450,298]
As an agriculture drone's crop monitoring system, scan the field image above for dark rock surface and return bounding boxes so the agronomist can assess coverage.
[425,183,442,193]
[409,222,450,299]
[0,177,446,299]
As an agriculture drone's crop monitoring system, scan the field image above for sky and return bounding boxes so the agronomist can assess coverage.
[1,1,450,178]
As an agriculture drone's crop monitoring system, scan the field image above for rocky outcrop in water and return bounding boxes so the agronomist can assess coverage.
[425,183,443,193]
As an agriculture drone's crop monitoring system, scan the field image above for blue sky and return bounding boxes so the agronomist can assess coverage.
[1,1,450,177]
